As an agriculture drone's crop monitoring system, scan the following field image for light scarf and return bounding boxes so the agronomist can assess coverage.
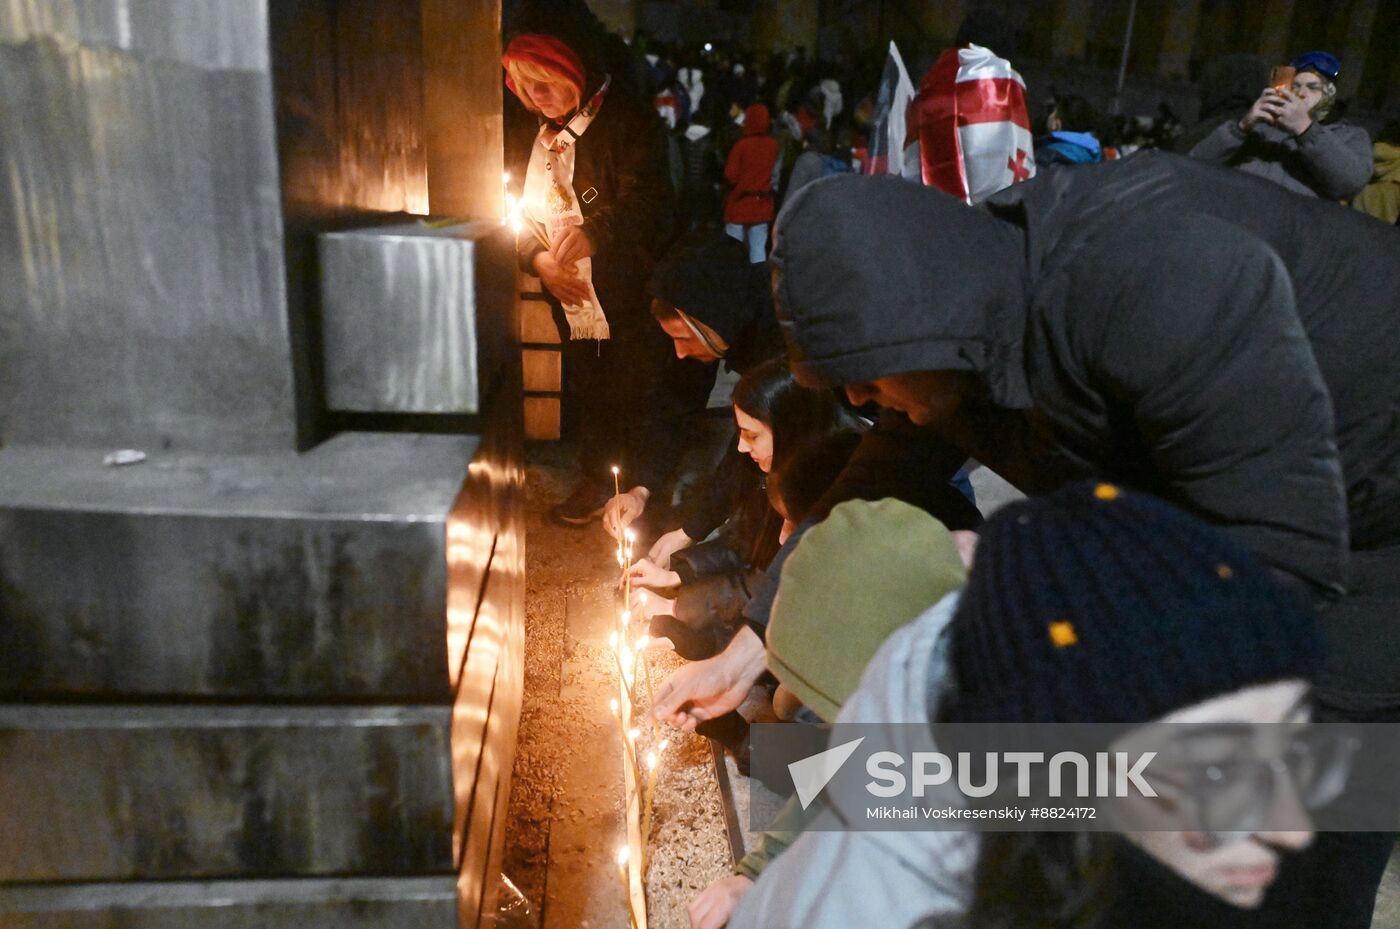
[523,77,611,339]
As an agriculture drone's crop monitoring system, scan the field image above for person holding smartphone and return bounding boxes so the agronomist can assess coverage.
[1190,50,1371,200]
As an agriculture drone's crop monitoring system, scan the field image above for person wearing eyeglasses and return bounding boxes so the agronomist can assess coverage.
[1190,50,1372,201]
[727,483,1361,929]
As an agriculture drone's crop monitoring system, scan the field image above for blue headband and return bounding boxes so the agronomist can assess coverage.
[1290,51,1340,81]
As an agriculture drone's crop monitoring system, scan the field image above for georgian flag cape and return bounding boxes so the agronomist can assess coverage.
[862,40,917,178]
[916,44,1035,203]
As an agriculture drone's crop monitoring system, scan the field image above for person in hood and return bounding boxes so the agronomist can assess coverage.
[1352,120,1400,225]
[677,63,705,117]
[724,103,780,263]
[1172,53,1268,154]
[687,498,968,929]
[1034,94,1103,167]
[726,484,1334,929]
[771,159,1400,928]
[503,1,679,528]
[1190,50,1372,200]
[602,232,783,554]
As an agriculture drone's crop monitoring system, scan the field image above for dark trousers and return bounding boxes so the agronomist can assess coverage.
[554,302,713,495]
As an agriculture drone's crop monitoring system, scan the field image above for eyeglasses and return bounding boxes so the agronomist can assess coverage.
[1289,51,1341,82]
[1143,725,1359,846]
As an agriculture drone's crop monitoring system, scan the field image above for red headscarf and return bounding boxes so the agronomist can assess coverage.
[502,33,587,101]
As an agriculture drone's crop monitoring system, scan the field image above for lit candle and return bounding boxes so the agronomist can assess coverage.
[610,697,629,751]
[611,464,621,498]
[613,641,636,707]
[616,844,638,929]
[623,528,636,605]
[639,739,668,869]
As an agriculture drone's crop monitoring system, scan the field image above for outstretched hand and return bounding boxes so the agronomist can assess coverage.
[603,486,649,539]
[653,627,766,731]
[624,557,681,591]
[648,528,694,569]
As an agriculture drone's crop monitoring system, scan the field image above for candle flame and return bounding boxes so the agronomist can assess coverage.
[636,635,651,651]
[617,845,630,867]
[611,465,620,475]
[646,750,658,770]
[624,528,636,543]
[660,738,670,752]
[504,192,523,233]
[627,726,640,742]
[610,698,619,715]
[609,631,619,649]
[622,609,631,624]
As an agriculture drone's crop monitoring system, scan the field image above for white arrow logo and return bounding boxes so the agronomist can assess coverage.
[788,737,865,809]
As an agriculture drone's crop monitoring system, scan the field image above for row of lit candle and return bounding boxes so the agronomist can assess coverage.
[608,465,663,929]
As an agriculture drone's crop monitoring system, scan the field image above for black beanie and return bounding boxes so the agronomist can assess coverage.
[647,232,768,347]
[943,481,1321,725]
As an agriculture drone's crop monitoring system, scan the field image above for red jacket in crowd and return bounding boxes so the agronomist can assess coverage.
[724,104,779,225]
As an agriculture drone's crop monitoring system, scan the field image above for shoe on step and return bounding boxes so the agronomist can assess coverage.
[550,478,612,527]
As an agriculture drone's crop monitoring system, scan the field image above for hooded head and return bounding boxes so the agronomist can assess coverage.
[648,232,772,366]
[1195,53,1268,120]
[742,102,771,136]
[771,174,1031,411]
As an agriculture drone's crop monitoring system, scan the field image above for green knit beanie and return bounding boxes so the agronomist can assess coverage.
[767,498,967,721]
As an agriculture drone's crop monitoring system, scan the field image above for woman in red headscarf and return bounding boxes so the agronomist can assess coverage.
[503,2,683,528]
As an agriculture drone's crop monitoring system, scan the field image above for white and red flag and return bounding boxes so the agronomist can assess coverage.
[863,40,917,178]
[916,43,1035,203]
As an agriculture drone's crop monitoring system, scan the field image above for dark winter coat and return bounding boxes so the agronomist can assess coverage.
[1171,52,1267,155]
[664,483,782,658]
[648,232,784,542]
[505,4,677,335]
[1190,117,1373,200]
[508,90,677,328]
[504,4,681,490]
[724,104,780,225]
[773,157,1400,597]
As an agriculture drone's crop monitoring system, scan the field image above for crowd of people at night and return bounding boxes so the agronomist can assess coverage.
[500,1,1400,927]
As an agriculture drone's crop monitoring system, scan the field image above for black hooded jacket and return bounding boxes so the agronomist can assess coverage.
[648,232,783,376]
[647,233,785,542]
[773,156,1400,598]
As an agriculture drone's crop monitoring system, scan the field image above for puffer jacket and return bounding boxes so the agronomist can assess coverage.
[661,473,783,659]
[771,157,1400,710]
[774,157,1400,593]
[1189,116,1373,200]
[724,104,780,224]
[729,593,977,929]
[1352,141,1400,225]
